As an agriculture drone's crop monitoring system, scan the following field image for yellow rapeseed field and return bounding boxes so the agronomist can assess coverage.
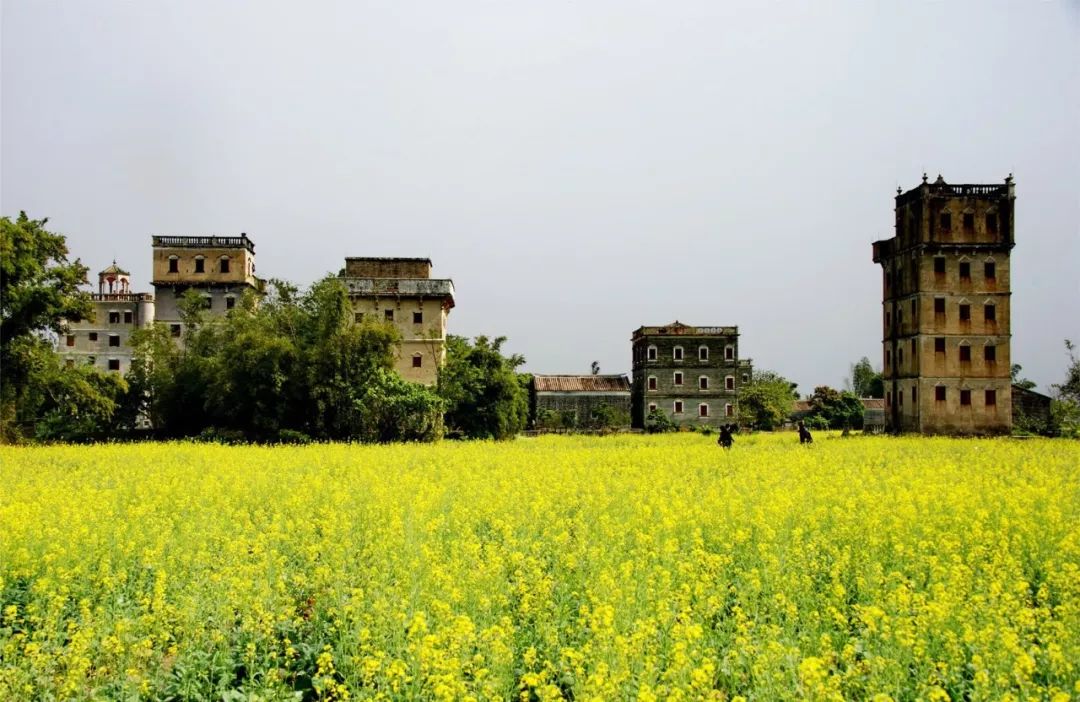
[2,434,1079,701]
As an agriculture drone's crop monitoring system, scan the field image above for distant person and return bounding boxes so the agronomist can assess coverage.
[798,420,813,445]
[717,424,734,449]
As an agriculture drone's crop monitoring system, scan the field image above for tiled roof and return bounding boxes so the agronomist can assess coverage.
[533,375,631,393]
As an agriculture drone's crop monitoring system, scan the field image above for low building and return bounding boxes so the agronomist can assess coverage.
[862,398,887,432]
[1012,384,1053,434]
[338,257,455,385]
[530,375,632,429]
[59,263,154,375]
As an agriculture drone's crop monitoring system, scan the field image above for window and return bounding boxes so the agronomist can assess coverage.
[898,348,904,366]
[354,312,364,323]
[935,337,946,353]
[412,355,422,368]
[985,261,996,280]
[673,346,684,361]
[168,256,178,273]
[170,324,181,338]
[88,332,98,342]
[911,387,917,404]
[413,311,423,324]
[886,349,892,367]
[984,304,996,322]
[886,311,891,329]
[194,256,205,273]
[963,213,975,232]
[699,376,709,390]
[934,298,946,315]
[648,376,657,391]
[898,309,903,326]
[935,386,946,402]
[985,345,997,362]
[886,391,891,407]
[109,311,120,324]
[742,373,749,383]
[959,304,970,322]
[911,299,917,320]
[725,404,734,417]
[699,404,709,418]
[108,359,120,371]
[384,309,394,322]
[647,346,657,361]
[959,262,971,279]
[725,346,735,361]
[985,389,997,406]
[986,213,998,233]
[934,257,946,274]
[220,257,230,273]
[939,212,951,231]
[66,335,75,347]
[960,389,971,406]
[124,311,133,324]
[674,401,684,414]
[698,346,708,361]
[960,345,971,362]
[108,335,120,347]
[673,372,683,386]
[226,297,236,310]
[648,403,657,413]
[898,389,903,407]
[725,376,735,391]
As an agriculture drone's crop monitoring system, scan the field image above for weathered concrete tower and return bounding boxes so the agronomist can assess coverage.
[872,174,1015,434]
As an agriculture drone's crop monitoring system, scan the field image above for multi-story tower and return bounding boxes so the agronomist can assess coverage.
[151,234,261,337]
[59,262,155,374]
[630,321,751,429]
[872,174,1015,434]
[338,257,455,385]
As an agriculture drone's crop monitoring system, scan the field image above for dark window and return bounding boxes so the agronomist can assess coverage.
[88,332,98,342]
[960,389,971,406]
[935,337,945,353]
[986,214,998,233]
[911,299,917,320]
[898,309,903,326]
[226,297,236,310]
[220,258,230,273]
[109,311,120,324]
[960,345,971,362]
[935,386,946,402]
[725,404,734,417]
[168,257,178,273]
[413,311,423,324]
[384,309,394,322]
[886,311,891,329]
[124,311,133,324]
[108,335,120,347]
[898,348,904,366]
[699,377,708,390]
[674,401,684,414]
[108,359,120,371]
[725,346,734,361]
[699,404,709,418]
[985,389,997,406]
[886,391,891,407]
[648,403,657,413]
[725,376,735,391]
[985,304,996,322]
[647,347,657,361]
[354,312,364,323]
[412,355,422,368]
[985,345,997,362]
[934,298,946,315]
[898,389,903,406]
[170,324,181,338]
[985,261,996,279]
[911,387,917,404]
[673,347,684,361]
[674,372,683,386]
[959,262,970,279]
[648,377,657,391]
[886,349,892,367]
[963,213,975,232]
[194,258,205,273]
[66,335,75,347]
[939,213,951,231]
[959,304,970,321]
[699,347,708,361]
[934,257,946,274]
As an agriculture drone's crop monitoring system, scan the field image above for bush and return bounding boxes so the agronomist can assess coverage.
[645,408,677,434]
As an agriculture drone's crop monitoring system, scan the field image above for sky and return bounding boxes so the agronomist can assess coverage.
[3,1,1078,394]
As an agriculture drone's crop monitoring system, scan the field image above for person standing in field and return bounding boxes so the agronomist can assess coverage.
[717,423,734,449]
[798,420,813,445]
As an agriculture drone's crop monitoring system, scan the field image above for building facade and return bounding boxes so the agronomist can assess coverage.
[631,321,751,429]
[339,257,455,385]
[59,263,155,375]
[151,234,261,338]
[872,175,1015,434]
[530,375,632,428]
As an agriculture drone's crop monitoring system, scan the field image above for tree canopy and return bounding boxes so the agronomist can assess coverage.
[438,335,528,440]
[738,370,798,430]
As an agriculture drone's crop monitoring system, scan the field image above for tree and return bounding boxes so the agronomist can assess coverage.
[590,361,600,375]
[1050,340,1080,438]
[1011,363,1037,391]
[850,357,884,398]
[738,370,798,430]
[438,335,528,439]
[644,407,676,433]
[807,385,865,430]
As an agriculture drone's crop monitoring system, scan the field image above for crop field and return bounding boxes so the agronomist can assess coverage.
[2,435,1079,701]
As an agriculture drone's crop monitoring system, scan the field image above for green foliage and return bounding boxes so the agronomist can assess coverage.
[738,370,798,431]
[1011,363,1038,391]
[807,386,865,430]
[644,408,676,433]
[586,403,630,431]
[438,335,528,440]
[804,414,830,431]
[1050,340,1080,438]
[850,357,884,398]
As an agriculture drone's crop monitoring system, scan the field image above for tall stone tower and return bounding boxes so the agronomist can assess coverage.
[872,174,1015,434]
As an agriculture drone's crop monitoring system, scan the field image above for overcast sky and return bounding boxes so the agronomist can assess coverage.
[3,1,1078,393]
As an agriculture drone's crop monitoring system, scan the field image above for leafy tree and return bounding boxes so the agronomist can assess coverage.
[590,361,600,375]
[438,335,528,440]
[738,370,798,430]
[586,403,630,431]
[33,358,128,442]
[1011,363,1037,391]
[850,357,884,398]
[1050,339,1080,438]
[807,385,865,430]
[644,407,676,433]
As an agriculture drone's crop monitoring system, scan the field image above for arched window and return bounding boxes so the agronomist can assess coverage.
[647,376,657,391]
[698,346,708,361]
[412,354,422,368]
[647,345,657,361]
[168,255,179,273]
[673,346,684,361]
[194,255,205,273]
[699,404,709,418]
[219,256,230,273]
[725,376,735,391]
[699,376,709,390]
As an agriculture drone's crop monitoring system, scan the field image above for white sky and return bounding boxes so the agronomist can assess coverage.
[3,1,1078,394]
